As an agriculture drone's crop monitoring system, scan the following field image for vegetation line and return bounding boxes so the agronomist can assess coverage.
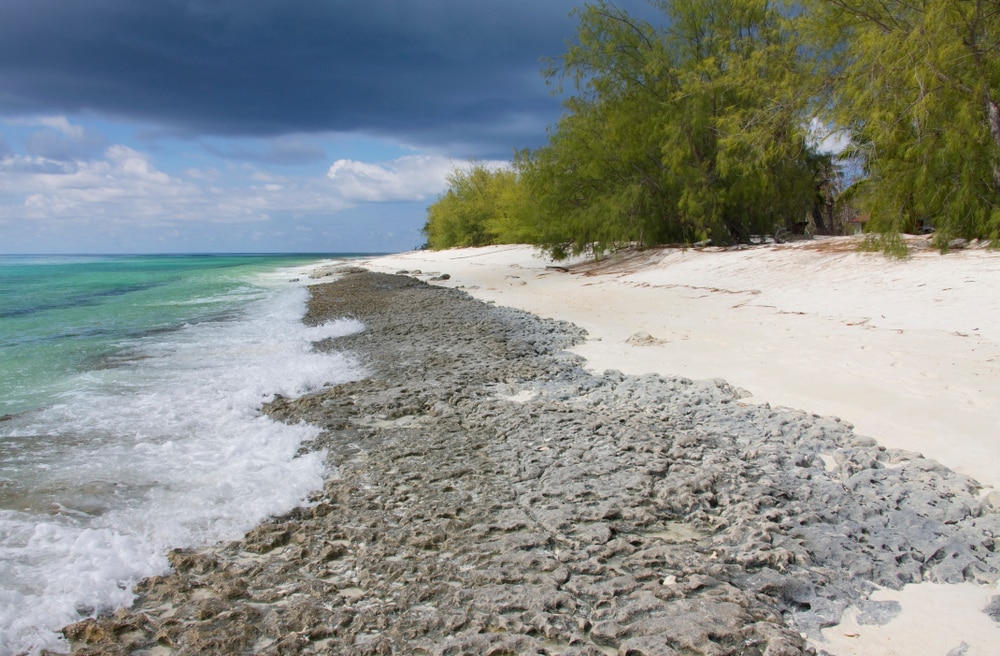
[423,0,1000,258]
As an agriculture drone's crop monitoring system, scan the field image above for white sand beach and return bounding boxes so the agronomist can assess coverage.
[360,237,1000,655]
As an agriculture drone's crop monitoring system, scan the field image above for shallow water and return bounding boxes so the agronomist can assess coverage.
[0,254,367,655]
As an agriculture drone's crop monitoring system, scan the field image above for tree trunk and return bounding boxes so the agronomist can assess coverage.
[988,96,1000,190]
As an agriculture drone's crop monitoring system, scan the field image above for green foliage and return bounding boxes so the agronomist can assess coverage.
[424,1,999,257]
[422,164,529,250]
[806,0,1000,251]
[515,84,683,257]
[518,0,827,258]
[859,232,910,258]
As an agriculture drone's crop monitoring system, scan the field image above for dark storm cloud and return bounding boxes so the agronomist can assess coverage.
[202,137,329,166]
[0,0,594,157]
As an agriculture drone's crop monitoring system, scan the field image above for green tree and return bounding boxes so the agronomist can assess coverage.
[657,0,822,243]
[516,61,682,257]
[806,0,1000,249]
[422,164,526,249]
[519,0,826,258]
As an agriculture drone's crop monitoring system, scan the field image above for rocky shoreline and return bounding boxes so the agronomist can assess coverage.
[62,270,1000,655]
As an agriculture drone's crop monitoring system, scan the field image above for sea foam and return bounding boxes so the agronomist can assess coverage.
[0,277,364,655]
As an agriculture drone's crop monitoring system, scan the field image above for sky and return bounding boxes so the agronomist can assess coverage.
[0,0,652,254]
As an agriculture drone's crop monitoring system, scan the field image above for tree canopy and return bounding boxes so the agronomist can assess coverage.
[807,0,1000,250]
[423,0,1000,256]
[422,164,527,250]
[512,0,827,258]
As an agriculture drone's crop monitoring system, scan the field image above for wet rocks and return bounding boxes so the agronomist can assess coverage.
[64,270,1000,655]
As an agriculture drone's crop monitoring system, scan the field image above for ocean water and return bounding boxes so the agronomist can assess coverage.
[0,254,369,655]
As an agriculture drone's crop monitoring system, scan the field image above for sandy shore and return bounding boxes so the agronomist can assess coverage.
[357,238,1000,655]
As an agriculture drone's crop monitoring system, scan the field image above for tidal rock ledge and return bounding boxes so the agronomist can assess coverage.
[63,270,1000,655]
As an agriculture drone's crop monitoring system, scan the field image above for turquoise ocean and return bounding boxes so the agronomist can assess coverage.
[0,254,370,655]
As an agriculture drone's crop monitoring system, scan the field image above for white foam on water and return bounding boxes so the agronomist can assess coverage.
[0,277,365,655]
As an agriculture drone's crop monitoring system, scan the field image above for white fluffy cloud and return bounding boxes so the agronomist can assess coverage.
[0,148,504,236]
[3,150,265,234]
[0,120,508,251]
[3,146,196,224]
[326,154,458,202]
[0,143,364,230]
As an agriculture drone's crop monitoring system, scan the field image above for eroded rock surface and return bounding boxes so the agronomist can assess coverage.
[64,271,1000,655]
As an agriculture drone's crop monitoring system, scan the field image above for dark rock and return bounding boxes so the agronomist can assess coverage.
[855,599,902,625]
[984,594,1000,622]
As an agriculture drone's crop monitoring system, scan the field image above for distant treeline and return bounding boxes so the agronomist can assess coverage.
[424,0,1000,257]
